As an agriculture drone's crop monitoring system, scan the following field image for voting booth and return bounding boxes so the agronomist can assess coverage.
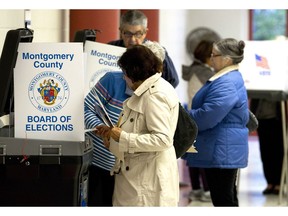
[239,40,288,205]
[0,28,92,206]
[239,40,288,100]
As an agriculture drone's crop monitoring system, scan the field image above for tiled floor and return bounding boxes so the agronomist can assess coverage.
[178,135,288,207]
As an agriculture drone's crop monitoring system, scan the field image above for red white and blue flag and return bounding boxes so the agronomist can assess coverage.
[255,54,270,70]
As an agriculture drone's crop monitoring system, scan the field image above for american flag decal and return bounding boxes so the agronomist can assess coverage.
[255,54,270,70]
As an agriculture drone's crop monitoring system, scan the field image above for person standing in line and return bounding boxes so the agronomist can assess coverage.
[250,99,283,195]
[85,70,126,207]
[86,10,179,207]
[108,9,179,88]
[182,40,215,202]
[182,38,249,206]
[99,44,179,206]
[85,41,168,206]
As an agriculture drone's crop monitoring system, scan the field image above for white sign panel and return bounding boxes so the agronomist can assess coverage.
[84,41,125,95]
[14,43,85,142]
[239,40,288,92]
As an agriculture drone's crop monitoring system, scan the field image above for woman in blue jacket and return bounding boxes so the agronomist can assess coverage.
[183,38,249,206]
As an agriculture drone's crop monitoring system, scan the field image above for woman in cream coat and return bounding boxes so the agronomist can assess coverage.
[105,44,180,206]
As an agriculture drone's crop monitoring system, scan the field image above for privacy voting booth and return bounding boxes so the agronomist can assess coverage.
[239,40,288,99]
[0,28,92,206]
[239,40,288,205]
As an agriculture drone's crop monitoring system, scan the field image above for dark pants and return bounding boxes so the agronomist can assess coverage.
[87,165,114,206]
[257,118,283,186]
[189,167,209,191]
[204,168,239,206]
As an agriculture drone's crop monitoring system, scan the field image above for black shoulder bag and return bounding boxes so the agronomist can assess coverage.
[173,103,198,158]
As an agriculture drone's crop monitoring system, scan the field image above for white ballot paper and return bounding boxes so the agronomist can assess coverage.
[186,145,198,153]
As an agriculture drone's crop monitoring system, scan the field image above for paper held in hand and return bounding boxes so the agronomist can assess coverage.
[186,145,198,153]
[84,128,98,133]
[92,88,114,128]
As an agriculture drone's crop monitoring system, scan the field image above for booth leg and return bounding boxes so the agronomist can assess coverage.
[279,101,288,205]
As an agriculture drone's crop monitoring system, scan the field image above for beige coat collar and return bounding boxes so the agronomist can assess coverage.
[134,72,161,97]
[209,65,239,82]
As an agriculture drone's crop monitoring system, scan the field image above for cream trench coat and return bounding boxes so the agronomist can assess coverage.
[111,73,180,206]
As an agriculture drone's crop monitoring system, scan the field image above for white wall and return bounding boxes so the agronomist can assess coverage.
[0,9,69,54]
[30,10,69,43]
[0,10,24,53]
[159,9,249,104]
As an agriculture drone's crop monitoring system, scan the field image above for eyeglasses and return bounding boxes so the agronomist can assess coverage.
[211,53,222,58]
[122,31,145,39]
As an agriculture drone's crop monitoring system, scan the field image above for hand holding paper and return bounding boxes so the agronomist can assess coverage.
[110,127,122,142]
[96,125,111,137]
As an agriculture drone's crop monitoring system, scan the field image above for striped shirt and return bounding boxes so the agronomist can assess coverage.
[84,72,130,171]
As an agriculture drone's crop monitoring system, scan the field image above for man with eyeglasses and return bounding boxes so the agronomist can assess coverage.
[108,10,179,88]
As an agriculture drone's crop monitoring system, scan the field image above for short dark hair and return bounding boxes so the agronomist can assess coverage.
[194,40,214,63]
[118,45,163,83]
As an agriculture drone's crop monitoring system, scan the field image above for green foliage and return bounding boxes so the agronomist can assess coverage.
[253,10,286,40]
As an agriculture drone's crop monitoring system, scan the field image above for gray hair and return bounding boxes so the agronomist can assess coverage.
[214,38,245,64]
[120,10,148,30]
[142,40,165,62]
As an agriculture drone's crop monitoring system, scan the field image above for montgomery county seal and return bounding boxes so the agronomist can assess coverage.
[28,71,70,113]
